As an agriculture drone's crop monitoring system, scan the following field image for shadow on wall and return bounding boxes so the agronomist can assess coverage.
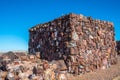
[116,41,120,55]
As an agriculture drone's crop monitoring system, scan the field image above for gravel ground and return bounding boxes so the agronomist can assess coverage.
[68,55,120,80]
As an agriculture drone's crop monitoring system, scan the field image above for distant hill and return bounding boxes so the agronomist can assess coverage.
[0,51,27,61]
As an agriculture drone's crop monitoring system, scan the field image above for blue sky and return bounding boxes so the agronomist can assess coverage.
[0,0,120,51]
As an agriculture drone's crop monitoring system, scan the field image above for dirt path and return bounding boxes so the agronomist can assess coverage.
[68,55,120,80]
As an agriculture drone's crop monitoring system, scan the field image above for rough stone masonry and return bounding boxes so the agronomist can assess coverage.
[29,13,117,74]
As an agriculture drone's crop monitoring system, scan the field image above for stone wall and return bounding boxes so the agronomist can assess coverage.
[29,13,117,74]
[116,41,120,55]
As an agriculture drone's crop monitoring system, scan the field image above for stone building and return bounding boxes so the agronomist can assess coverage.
[29,13,117,74]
